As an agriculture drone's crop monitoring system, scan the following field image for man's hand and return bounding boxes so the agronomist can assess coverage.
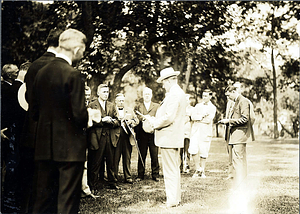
[218,119,230,124]
[144,115,155,127]
[102,116,113,124]
[1,128,9,140]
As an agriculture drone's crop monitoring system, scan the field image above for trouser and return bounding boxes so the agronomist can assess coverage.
[33,160,84,214]
[137,132,159,179]
[231,143,247,185]
[180,138,190,171]
[227,144,233,177]
[18,146,36,213]
[88,134,116,189]
[1,125,21,213]
[161,148,181,206]
[82,149,92,195]
[113,129,132,181]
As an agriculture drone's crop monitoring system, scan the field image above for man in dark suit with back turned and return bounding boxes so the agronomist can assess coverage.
[32,29,89,214]
[20,28,63,213]
[134,87,160,182]
[219,85,255,186]
[24,28,63,147]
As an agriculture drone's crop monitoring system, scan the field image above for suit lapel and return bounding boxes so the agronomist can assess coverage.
[230,95,241,118]
[148,102,154,113]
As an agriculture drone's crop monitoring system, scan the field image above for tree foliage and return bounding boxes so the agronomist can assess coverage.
[1,1,299,137]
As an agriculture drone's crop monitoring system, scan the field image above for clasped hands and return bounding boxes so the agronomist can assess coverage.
[144,115,155,127]
[218,119,230,124]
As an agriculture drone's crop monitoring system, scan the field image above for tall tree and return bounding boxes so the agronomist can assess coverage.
[235,1,299,138]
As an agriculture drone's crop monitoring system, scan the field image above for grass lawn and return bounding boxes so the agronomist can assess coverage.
[79,137,299,214]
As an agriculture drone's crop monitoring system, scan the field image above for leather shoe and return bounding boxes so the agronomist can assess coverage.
[160,202,180,208]
[136,177,143,182]
[125,179,133,184]
[152,177,160,182]
[108,184,120,190]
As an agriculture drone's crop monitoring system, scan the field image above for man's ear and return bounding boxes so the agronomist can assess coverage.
[73,47,80,55]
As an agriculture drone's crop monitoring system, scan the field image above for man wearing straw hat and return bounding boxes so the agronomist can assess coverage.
[145,67,187,208]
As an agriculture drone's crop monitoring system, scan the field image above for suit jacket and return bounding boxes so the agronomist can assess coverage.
[32,57,88,162]
[25,52,55,106]
[153,84,187,148]
[225,94,255,144]
[113,107,139,146]
[1,80,14,129]
[134,101,159,138]
[88,100,120,150]
[23,51,56,148]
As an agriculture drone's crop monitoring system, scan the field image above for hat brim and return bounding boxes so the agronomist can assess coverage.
[157,71,180,83]
[18,83,28,111]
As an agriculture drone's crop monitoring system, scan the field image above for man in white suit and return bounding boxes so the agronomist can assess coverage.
[146,67,187,208]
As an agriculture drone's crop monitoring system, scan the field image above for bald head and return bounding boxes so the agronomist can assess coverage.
[2,64,19,83]
[58,29,87,63]
[59,29,86,50]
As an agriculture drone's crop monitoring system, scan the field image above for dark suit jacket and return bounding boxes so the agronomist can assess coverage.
[88,100,120,150]
[23,52,56,148]
[134,101,159,138]
[32,57,88,162]
[225,95,255,144]
[1,80,14,130]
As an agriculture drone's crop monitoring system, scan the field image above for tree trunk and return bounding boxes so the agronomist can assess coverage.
[112,58,140,99]
[271,48,279,139]
[80,2,96,50]
[183,57,192,93]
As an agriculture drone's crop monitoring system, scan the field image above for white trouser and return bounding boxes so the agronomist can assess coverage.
[161,148,181,206]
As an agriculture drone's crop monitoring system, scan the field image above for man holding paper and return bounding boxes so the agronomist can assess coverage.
[87,84,120,190]
[144,67,187,208]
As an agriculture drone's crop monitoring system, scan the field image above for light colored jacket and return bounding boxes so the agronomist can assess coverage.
[153,84,187,148]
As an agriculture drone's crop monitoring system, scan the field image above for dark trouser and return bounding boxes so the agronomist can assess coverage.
[137,132,159,179]
[113,129,133,181]
[88,134,116,189]
[180,138,190,171]
[33,160,84,214]
[18,147,36,213]
[231,143,247,185]
[1,125,21,213]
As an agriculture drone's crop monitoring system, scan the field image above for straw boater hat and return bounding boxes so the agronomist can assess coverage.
[18,83,28,111]
[157,67,180,83]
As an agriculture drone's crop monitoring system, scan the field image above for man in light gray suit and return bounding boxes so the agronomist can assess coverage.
[146,67,187,208]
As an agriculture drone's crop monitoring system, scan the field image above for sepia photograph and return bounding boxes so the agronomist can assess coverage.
[1,1,299,213]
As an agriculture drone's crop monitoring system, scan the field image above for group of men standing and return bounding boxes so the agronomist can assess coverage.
[1,26,255,213]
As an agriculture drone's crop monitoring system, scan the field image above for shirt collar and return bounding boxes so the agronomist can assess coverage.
[3,80,12,85]
[47,48,58,56]
[56,53,72,65]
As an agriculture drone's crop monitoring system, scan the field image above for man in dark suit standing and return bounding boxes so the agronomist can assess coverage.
[219,85,255,186]
[1,64,21,213]
[87,84,120,190]
[20,29,63,213]
[24,28,63,149]
[134,87,160,182]
[32,29,89,214]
